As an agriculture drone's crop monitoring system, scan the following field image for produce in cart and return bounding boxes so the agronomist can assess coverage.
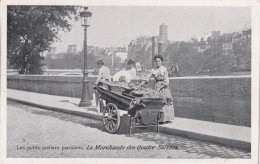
[94,81,167,135]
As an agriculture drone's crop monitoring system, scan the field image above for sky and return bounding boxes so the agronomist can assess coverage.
[51,6,251,53]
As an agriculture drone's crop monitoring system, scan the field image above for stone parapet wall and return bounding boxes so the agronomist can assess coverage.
[7,75,251,127]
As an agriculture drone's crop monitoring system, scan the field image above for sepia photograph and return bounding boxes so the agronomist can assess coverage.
[1,1,259,163]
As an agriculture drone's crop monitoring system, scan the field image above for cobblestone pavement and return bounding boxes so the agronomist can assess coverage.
[7,101,251,158]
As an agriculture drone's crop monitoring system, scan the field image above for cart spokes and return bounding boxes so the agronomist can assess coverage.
[102,103,120,134]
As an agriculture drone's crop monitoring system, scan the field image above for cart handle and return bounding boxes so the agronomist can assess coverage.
[140,103,146,108]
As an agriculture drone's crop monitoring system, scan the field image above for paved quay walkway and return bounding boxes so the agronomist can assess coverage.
[7,89,251,151]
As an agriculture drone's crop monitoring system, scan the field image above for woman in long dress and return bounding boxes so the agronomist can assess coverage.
[141,55,174,122]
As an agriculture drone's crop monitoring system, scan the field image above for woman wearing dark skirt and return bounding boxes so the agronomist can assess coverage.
[141,55,174,122]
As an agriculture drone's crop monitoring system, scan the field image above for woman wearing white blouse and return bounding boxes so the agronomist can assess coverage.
[141,55,174,122]
[113,59,136,82]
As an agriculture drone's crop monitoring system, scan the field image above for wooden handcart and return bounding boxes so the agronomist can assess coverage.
[94,81,166,135]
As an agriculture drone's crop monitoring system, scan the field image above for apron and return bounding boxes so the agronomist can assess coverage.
[154,79,174,122]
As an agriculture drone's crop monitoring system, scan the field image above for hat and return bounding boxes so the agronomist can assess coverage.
[127,59,135,65]
[97,60,104,65]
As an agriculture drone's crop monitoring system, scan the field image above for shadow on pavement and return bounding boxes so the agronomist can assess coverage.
[59,99,79,107]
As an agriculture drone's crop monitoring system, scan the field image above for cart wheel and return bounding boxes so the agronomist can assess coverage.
[103,103,120,134]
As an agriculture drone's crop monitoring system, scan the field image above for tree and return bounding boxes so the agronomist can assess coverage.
[7,6,82,74]
[128,44,153,70]
[233,38,251,70]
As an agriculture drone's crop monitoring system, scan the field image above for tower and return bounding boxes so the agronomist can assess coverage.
[159,23,168,43]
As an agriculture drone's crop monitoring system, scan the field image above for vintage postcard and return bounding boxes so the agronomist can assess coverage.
[0,0,259,164]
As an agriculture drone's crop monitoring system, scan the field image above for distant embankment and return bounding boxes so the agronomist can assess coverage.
[7,75,251,127]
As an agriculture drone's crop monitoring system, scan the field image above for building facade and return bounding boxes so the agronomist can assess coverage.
[67,45,77,54]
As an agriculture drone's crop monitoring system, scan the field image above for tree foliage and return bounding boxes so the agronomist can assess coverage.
[128,45,153,70]
[164,39,250,76]
[7,6,82,74]
[233,38,251,70]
